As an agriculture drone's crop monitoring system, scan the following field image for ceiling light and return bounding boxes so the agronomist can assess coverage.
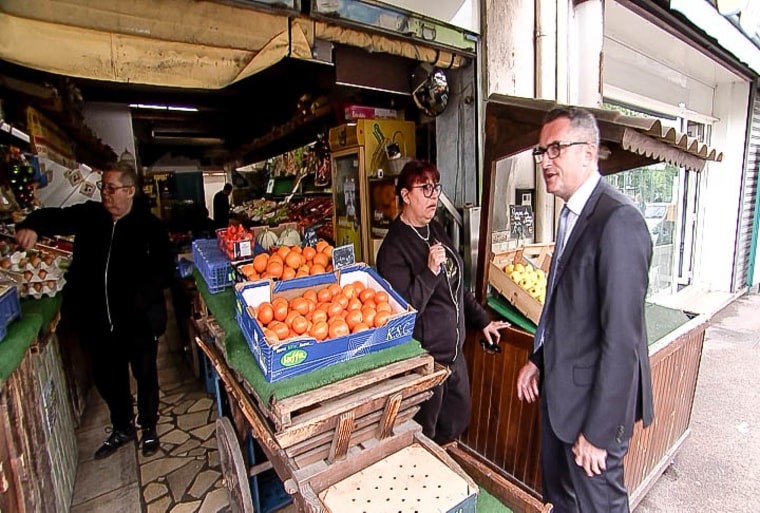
[129,103,199,112]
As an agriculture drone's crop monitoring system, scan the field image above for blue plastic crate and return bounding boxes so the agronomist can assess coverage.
[192,239,232,294]
[0,285,21,342]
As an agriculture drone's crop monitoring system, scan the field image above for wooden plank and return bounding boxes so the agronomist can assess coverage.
[291,408,420,469]
[274,366,448,448]
[327,411,354,463]
[269,354,435,429]
[447,442,546,513]
[377,393,402,440]
[289,421,420,494]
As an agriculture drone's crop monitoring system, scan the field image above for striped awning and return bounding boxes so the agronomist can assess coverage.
[485,94,723,173]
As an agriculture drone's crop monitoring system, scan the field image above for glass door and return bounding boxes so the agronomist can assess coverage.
[332,149,365,262]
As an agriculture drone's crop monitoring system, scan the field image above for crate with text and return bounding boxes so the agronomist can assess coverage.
[234,264,416,382]
[489,243,554,325]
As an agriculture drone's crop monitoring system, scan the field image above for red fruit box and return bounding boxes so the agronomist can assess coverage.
[234,264,417,383]
[216,226,254,260]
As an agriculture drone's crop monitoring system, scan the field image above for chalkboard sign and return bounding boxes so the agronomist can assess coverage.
[509,205,534,240]
[332,244,356,270]
[302,228,318,248]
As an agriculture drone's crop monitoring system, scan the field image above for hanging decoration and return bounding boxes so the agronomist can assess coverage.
[2,146,37,210]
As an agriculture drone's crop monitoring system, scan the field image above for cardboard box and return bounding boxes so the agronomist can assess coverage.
[234,264,417,383]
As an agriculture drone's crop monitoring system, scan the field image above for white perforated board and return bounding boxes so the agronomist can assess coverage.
[319,443,477,512]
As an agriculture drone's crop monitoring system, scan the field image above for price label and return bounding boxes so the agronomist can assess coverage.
[266,179,275,194]
[332,244,356,270]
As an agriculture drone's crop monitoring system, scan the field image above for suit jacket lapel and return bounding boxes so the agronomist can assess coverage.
[552,180,607,285]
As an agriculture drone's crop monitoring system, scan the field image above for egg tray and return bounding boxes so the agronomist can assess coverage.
[0,249,68,299]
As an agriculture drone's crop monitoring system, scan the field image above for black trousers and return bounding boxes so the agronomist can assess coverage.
[414,356,471,444]
[82,325,160,431]
[540,398,631,513]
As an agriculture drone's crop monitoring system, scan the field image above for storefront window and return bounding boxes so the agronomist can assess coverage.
[602,102,706,298]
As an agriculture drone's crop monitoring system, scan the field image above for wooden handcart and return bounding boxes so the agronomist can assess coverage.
[194,318,481,512]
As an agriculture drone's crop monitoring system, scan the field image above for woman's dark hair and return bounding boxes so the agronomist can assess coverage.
[395,159,440,196]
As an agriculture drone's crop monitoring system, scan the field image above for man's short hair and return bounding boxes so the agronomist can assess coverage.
[223,183,233,193]
[544,107,600,148]
[109,162,138,187]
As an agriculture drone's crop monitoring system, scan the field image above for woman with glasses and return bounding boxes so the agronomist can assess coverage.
[376,159,509,444]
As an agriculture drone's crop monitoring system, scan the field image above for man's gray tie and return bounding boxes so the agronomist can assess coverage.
[534,205,570,351]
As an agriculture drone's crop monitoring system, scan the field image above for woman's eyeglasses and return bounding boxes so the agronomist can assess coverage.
[410,183,443,198]
[97,181,132,194]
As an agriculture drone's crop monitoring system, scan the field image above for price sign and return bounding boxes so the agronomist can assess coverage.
[332,244,356,270]
[266,179,275,194]
[509,205,534,240]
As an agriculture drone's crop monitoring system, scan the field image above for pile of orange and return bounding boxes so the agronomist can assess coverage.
[239,240,334,281]
[246,281,394,344]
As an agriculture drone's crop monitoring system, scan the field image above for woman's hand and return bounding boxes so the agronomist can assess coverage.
[481,320,511,345]
[427,242,447,275]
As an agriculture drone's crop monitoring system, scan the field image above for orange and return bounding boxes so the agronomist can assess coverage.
[257,303,274,325]
[359,288,376,304]
[269,321,289,340]
[268,253,283,265]
[303,289,318,304]
[352,280,365,292]
[312,252,329,268]
[315,240,328,253]
[345,310,363,330]
[351,322,370,334]
[309,321,328,341]
[328,320,350,339]
[285,310,300,327]
[290,245,302,254]
[347,298,363,311]
[309,264,326,275]
[296,269,309,278]
[333,293,349,309]
[361,307,376,327]
[374,311,391,328]
[262,328,279,343]
[281,267,296,280]
[342,284,356,299]
[327,283,342,298]
[302,246,317,262]
[285,251,303,269]
[375,301,393,314]
[266,261,283,279]
[374,291,389,304]
[322,245,334,259]
[277,246,291,259]
[326,302,344,319]
[253,253,269,273]
[317,287,332,303]
[273,301,288,322]
[290,297,310,316]
[325,265,333,272]
[311,309,328,324]
[291,315,309,335]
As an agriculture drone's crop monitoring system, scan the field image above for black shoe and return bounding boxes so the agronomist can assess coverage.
[142,428,160,457]
[94,427,136,459]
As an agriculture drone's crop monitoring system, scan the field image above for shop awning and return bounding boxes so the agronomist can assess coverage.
[0,0,467,90]
[484,94,723,174]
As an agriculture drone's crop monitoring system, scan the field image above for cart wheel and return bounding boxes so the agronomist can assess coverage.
[216,417,255,513]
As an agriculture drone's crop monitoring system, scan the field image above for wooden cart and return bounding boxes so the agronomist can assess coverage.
[193,311,484,512]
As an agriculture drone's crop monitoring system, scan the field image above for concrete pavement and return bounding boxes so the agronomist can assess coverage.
[635,293,760,513]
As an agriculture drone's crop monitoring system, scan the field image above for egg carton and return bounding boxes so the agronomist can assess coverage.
[0,249,68,298]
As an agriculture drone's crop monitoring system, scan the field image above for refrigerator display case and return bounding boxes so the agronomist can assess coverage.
[329,119,416,264]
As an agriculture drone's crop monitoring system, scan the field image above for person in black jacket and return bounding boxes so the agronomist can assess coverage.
[213,183,232,228]
[16,164,173,459]
[376,160,509,444]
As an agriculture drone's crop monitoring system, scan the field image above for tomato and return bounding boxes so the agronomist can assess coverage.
[317,287,332,303]
[333,293,349,309]
[285,310,300,327]
[269,321,289,340]
[327,283,342,298]
[361,307,376,327]
[311,309,328,324]
[346,298,363,311]
[352,280,365,292]
[303,289,318,304]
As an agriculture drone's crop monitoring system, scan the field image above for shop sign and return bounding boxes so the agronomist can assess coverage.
[716,0,760,41]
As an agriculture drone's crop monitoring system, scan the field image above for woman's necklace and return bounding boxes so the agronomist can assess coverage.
[402,214,430,244]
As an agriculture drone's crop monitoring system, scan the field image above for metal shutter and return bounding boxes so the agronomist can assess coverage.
[733,91,760,290]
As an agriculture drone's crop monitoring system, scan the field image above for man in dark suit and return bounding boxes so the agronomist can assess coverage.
[516,107,654,512]
[213,183,232,228]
